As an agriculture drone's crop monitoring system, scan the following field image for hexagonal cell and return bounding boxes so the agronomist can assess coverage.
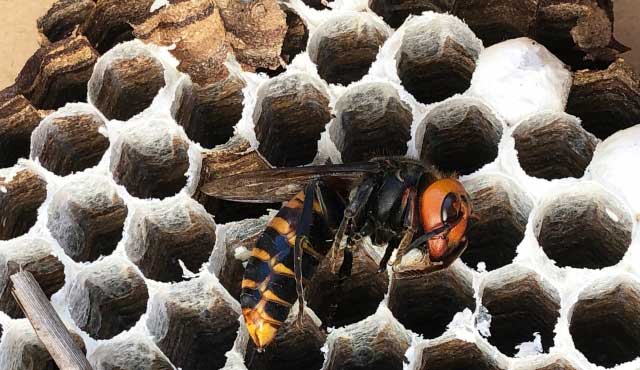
[0,165,47,240]
[48,174,127,262]
[254,73,331,166]
[172,67,245,149]
[31,107,109,176]
[388,262,475,339]
[454,0,539,46]
[569,277,640,368]
[67,257,149,340]
[0,319,86,370]
[194,136,279,223]
[396,14,482,104]
[535,185,632,269]
[280,5,309,66]
[244,308,326,370]
[309,13,389,85]
[12,35,98,110]
[513,112,598,180]
[125,196,216,283]
[414,337,504,370]
[481,265,560,357]
[80,0,154,53]
[305,246,389,329]
[110,119,190,199]
[0,94,46,168]
[461,174,533,270]
[416,97,503,175]
[89,334,174,370]
[209,213,272,300]
[0,237,65,318]
[330,82,412,163]
[37,0,96,43]
[89,44,166,121]
[369,0,455,28]
[322,307,411,370]
[147,276,240,370]
[511,355,579,370]
[566,59,640,140]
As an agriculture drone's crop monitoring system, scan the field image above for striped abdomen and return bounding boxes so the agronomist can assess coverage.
[240,191,333,349]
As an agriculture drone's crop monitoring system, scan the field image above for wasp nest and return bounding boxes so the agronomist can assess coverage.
[0,1,639,370]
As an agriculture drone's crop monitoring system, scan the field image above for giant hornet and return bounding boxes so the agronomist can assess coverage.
[202,157,472,351]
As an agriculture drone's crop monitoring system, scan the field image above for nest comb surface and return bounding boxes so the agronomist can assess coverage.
[0,1,640,370]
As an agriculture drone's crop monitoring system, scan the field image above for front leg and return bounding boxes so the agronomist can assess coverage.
[379,187,418,272]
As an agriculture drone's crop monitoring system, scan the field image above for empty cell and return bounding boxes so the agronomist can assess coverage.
[37,0,96,43]
[172,64,245,149]
[48,174,127,262]
[0,166,47,240]
[566,59,640,140]
[369,0,456,28]
[396,14,482,104]
[309,13,389,85]
[513,112,598,180]
[254,73,331,166]
[305,246,389,329]
[535,185,632,269]
[11,35,98,110]
[322,307,411,370]
[481,265,560,357]
[89,45,165,121]
[89,334,174,370]
[258,4,309,77]
[125,196,216,283]
[110,119,190,199]
[244,308,326,370]
[388,263,475,339]
[67,257,149,339]
[569,278,640,368]
[417,97,503,175]
[416,337,504,370]
[0,94,46,168]
[330,82,412,162]
[147,276,240,370]
[0,237,65,318]
[461,174,533,270]
[31,107,109,176]
[454,0,539,46]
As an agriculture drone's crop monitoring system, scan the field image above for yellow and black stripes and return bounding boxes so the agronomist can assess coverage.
[240,190,334,349]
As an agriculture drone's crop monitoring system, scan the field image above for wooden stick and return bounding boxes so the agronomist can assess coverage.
[10,270,93,370]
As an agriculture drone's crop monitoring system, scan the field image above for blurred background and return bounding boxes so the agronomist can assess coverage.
[0,0,638,89]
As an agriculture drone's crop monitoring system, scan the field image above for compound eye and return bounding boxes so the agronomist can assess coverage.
[441,192,461,224]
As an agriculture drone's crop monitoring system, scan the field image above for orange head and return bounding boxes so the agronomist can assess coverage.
[419,178,471,266]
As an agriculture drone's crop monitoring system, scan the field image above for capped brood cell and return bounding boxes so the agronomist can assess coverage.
[147,276,240,370]
[47,174,127,262]
[0,165,47,240]
[0,94,47,168]
[110,118,190,199]
[308,13,389,85]
[388,262,475,339]
[413,336,504,370]
[30,106,109,176]
[125,196,216,283]
[569,277,640,368]
[67,257,149,339]
[480,265,560,357]
[461,173,533,270]
[172,66,245,149]
[88,43,166,121]
[322,306,411,370]
[330,82,412,162]
[369,0,456,28]
[253,73,331,167]
[534,183,633,269]
[89,334,174,370]
[512,112,598,180]
[396,14,482,104]
[0,237,64,318]
[566,59,640,140]
[416,96,503,175]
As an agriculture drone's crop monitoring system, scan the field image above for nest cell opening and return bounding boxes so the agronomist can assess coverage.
[417,338,503,370]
